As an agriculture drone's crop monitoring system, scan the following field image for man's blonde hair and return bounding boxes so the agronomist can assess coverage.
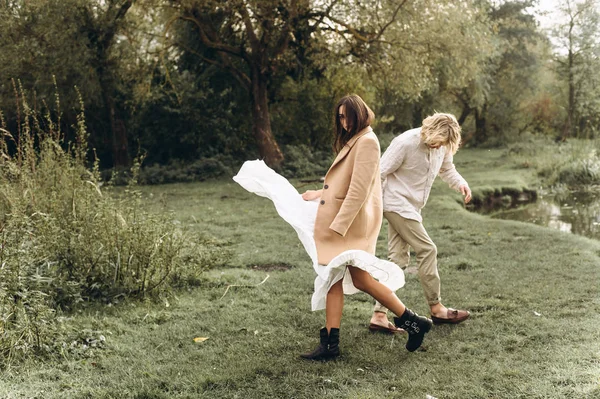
[420,113,462,155]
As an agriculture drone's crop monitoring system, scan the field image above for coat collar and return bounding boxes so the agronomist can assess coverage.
[328,126,373,172]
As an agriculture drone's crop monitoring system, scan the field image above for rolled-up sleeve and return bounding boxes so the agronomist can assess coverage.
[438,151,468,190]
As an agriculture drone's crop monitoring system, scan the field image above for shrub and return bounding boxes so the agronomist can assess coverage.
[140,157,233,185]
[279,144,332,178]
[0,89,231,365]
[556,158,600,186]
[507,138,600,187]
[101,157,233,186]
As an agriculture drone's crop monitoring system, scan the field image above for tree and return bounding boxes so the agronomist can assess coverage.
[553,0,600,139]
[442,0,547,144]
[368,0,495,133]
[79,0,135,167]
[163,0,409,168]
[0,0,136,167]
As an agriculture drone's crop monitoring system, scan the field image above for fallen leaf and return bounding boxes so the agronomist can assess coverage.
[193,337,209,343]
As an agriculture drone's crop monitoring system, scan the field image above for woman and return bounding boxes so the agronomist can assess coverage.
[300,94,432,359]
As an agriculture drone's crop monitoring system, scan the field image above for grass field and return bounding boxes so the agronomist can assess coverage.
[1,148,599,398]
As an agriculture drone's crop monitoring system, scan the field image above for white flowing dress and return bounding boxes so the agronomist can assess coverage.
[233,160,405,311]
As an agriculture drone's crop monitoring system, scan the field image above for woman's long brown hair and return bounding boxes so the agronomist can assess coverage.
[333,94,375,153]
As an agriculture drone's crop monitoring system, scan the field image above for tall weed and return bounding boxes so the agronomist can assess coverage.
[508,138,600,187]
[0,85,230,365]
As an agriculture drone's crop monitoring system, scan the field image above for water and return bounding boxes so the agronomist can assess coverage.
[484,191,600,240]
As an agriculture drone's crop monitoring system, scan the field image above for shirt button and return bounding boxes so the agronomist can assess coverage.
[320,200,325,205]
[324,185,329,189]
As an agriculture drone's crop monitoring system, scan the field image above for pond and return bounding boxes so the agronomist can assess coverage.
[479,190,600,241]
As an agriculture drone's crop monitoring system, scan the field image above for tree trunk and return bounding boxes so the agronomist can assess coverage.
[566,46,575,139]
[457,106,471,126]
[100,72,129,168]
[474,106,488,144]
[250,66,284,168]
[81,1,133,168]
[562,19,575,141]
[412,103,424,127]
[108,98,129,168]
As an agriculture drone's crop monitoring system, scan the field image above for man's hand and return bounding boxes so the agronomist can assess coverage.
[460,185,472,204]
[302,189,322,201]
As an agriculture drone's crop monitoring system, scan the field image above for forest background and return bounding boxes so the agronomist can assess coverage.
[2,0,600,181]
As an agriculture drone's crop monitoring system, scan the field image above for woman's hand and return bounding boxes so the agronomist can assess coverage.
[302,189,323,201]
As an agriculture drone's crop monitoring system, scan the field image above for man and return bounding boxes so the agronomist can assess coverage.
[369,113,472,333]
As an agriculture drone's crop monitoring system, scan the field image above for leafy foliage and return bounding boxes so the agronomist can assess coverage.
[0,90,231,365]
[507,136,600,186]
[2,0,597,169]
[551,0,600,139]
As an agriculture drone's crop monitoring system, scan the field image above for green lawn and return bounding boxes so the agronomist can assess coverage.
[1,149,599,398]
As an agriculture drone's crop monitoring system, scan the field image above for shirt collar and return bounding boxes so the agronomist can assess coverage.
[418,140,430,153]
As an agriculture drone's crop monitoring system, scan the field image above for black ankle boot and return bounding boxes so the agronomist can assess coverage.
[394,309,432,352]
[300,327,340,360]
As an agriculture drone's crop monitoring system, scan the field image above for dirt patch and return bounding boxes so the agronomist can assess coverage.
[450,261,480,271]
[249,263,294,272]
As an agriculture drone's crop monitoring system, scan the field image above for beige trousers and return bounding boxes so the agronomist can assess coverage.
[374,212,441,312]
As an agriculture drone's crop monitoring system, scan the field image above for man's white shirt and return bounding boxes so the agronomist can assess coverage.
[380,128,468,223]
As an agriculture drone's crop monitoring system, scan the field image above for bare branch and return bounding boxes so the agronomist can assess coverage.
[113,0,133,22]
[220,274,270,300]
[98,0,134,50]
[174,40,251,89]
[320,14,372,42]
[373,0,407,41]
[310,0,408,43]
[271,1,299,57]
[165,15,244,58]
[314,0,342,27]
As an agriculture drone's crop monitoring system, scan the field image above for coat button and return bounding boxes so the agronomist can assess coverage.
[320,200,325,205]
[324,184,329,189]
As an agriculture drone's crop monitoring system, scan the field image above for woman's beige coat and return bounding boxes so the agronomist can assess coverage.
[314,127,382,265]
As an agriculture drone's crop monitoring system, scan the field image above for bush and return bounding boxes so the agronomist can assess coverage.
[100,157,233,186]
[0,91,231,365]
[279,144,333,179]
[556,158,600,186]
[140,157,233,185]
[507,138,600,187]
